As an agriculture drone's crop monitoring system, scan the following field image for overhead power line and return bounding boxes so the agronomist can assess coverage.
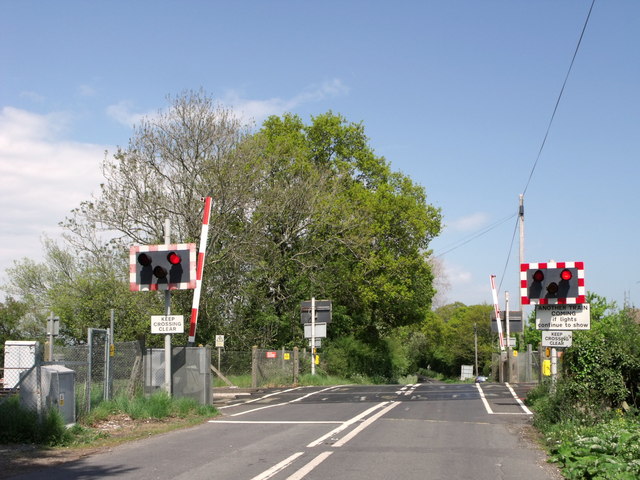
[522,0,596,197]
[434,213,516,258]
[495,0,596,294]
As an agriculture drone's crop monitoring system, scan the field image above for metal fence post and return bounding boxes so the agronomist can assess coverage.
[87,328,93,412]
[293,347,299,385]
[251,346,258,388]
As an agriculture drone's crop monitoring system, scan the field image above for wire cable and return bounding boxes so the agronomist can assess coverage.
[434,212,516,258]
[522,0,596,197]
[497,214,520,293]
[495,0,596,296]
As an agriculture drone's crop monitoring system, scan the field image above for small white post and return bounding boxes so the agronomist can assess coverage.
[311,297,316,375]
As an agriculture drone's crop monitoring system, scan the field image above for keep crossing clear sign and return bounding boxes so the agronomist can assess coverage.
[541,331,573,348]
[151,315,184,334]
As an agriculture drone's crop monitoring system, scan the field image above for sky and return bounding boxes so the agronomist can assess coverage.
[1,1,639,310]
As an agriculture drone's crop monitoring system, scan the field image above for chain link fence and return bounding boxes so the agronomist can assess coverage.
[2,333,144,422]
[492,347,543,383]
[4,337,318,423]
[250,347,311,388]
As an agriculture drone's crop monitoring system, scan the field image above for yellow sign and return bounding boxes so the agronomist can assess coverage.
[110,344,115,357]
[315,354,320,365]
[513,350,518,357]
[284,353,291,361]
[543,359,551,376]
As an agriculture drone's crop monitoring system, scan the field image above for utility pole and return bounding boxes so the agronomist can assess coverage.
[164,219,172,396]
[519,194,525,312]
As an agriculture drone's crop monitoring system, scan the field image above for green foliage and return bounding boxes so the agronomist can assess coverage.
[297,373,366,386]
[0,396,72,446]
[86,392,216,424]
[412,304,494,378]
[0,296,28,357]
[528,296,640,479]
[559,296,640,414]
[4,93,442,355]
[545,416,640,480]
[322,335,402,382]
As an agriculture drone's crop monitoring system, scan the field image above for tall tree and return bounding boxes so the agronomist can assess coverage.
[25,92,442,349]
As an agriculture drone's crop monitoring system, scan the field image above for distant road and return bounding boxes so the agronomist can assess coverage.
[12,383,562,480]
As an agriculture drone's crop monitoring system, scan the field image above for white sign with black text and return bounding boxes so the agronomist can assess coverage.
[541,331,573,348]
[151,315,184,334]
[536,303,591,331]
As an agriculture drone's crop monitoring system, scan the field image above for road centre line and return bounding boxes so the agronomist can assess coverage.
[306,401,391,448]
[285,451,334,480]
[332,401,399,447]
[249,452,304,480]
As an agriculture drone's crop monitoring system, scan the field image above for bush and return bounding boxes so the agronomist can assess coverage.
[546,415,640,480]
[323,335,410,382]
[0,396,71,445]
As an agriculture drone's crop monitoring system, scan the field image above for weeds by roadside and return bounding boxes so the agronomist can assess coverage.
[0,392,217,448]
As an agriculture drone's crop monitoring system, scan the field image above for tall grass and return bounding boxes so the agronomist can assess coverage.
[86,391,217,425]
[0,396,72,445]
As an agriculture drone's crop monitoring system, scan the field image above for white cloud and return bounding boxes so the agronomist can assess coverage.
[78,84,97,97]
[223,78,349,124]
[433,259,493,306]
[449,212,489,232]
[0,107,106,282]
[106,101,155,128]
[19,91,45,104]
[106,79,349,129]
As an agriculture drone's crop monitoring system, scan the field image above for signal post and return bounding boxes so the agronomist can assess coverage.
[130,239,196,395]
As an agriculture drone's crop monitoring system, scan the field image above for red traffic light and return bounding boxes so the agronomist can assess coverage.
[560,269,572,281]
[533,270,544,282]
[167,252,181,265]
[130,243,196,292]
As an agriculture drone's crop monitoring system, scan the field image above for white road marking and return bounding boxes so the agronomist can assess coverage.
[505,383,533,415]
[476,383,533,415]
[211,420,343,424]
[285,451,334,480]
[230,386,339,417]
[475,383,494,414]
[332,401,399,447]
[306,402,390,447]
[250,452,304,480]
[218,387,303,410]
